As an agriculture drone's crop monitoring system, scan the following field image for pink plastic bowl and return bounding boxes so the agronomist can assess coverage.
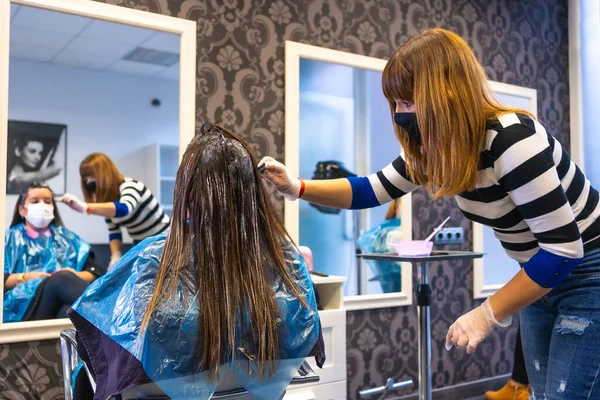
[393,240,434,257]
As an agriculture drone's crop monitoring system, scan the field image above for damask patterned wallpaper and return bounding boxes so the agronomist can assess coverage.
[0,1,570,399]
[0,340,64,400]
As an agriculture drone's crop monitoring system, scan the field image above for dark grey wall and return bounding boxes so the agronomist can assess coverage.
[1,1,570,398]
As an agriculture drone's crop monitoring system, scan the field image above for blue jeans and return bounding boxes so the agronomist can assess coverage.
[520,248,600,400]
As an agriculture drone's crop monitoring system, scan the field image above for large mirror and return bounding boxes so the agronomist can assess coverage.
[285,41,413,311]
[472,81,538,298]
[0,0,196,343]
[285,42,540,307]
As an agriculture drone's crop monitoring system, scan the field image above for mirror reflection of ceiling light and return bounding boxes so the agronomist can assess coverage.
[122,47,179,67]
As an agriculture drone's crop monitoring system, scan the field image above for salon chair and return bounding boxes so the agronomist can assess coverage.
[60,329,319,400]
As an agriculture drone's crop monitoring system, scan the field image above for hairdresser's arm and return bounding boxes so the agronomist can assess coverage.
[106,221,123,268]
[110,238,122,255]
[259,155,420,209]
[58,194,124,218]
[109,238,123,269]
[81,201,134,218]
[488,270,550,321]
[300,179,353,209]
[88,187,141,219]
[86,202,117,218]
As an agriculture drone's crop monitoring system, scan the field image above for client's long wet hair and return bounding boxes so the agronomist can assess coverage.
[141,123,306,380]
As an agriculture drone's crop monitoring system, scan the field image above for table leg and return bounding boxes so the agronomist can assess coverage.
[417,262,432,400]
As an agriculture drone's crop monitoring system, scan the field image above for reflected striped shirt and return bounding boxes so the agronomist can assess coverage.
[105,178,170,242]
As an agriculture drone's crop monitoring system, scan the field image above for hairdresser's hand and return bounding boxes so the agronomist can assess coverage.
[58,193,88,213]
[258,156,301,201]
[445,299,511,354]
[108,251,122,269]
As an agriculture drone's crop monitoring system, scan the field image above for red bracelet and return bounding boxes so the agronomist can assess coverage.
[298,179,306,198]
[86,205,92,214]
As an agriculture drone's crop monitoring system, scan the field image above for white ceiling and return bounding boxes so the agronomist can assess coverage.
[9,4,180,81]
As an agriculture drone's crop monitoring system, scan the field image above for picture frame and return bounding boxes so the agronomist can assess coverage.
[6,119,67,195]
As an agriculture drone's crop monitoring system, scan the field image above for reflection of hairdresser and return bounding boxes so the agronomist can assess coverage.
[58,153,170,268]
[260,28,600,397]
[7,136,61,193]
[357,199,403,293]
[68,123,324,399]
[3,183,106,322]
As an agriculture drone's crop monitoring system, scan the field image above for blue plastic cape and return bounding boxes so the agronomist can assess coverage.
[3,223,90,322]
[70,231,320,399]
[357,217,403,293]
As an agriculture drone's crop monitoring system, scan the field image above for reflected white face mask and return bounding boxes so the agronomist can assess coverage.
[25,203,54,229]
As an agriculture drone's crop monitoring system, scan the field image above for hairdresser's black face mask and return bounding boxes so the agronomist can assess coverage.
[85,181,97,193]
[394,112,422,145]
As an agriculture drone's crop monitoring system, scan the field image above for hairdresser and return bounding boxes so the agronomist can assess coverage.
[59,153,170,268]
[260,28,600,399]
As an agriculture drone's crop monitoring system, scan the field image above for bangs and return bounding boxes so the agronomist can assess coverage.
[382,53,413,104]
[79,163,94,178]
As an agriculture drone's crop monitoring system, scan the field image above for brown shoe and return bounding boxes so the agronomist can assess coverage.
[485,381,530,400]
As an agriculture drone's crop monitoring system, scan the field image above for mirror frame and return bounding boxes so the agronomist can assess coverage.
[568,0,584,170]
[472,81,538,298]
[284,40,413,311]
[0,0,196,343]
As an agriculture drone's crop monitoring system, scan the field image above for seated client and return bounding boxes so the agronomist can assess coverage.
[68,123,324,400]
[4,182,105,322]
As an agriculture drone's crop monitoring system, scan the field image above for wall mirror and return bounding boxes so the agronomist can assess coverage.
[0,0,196,343]
[285,41,413,311]
[472,81,538,298]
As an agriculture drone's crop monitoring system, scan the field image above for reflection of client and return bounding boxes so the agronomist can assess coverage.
[7,137,61,193]
[68,123,323,399]
[3,183,106,322]
[357,199,402,293]
[59,153,170,268]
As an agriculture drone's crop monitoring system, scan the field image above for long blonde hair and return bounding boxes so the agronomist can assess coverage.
[79,153,124,203]
[382,28,532,198]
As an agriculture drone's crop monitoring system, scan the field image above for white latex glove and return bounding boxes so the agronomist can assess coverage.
[445,299,511,354]
[108,251,122,269]
[258,156,302,201]
[58,193,88,214]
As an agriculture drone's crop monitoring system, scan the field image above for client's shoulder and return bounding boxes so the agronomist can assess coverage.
[6,223,24,235]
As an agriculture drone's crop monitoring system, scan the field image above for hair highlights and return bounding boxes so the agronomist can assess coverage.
[142,123,306,380]
[382,28,532,198]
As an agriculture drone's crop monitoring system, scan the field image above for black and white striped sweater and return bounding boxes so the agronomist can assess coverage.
[347,113,599,287]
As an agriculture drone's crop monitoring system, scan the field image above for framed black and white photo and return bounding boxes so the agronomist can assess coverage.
[6,120,67,195]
